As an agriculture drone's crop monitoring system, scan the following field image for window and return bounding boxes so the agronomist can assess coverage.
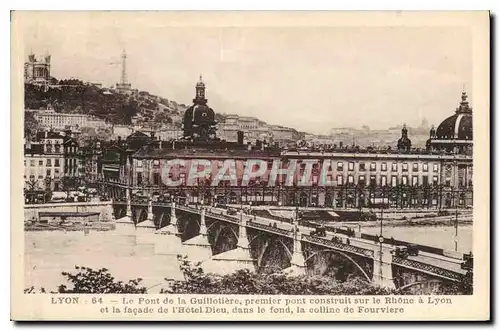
[153,173,160,185]
[55,144,61,153]
[370,162,376,171]
[347,175,354,185]
[137,160,143,167]
[38,175,43,179]
[381,162,387,171]
[359,162,365,171]
[46,145,52,153]
[46,159,52,167]
[153,160,160,166]
[423,175,429,186]
[54,159,60,167]
[381,176,387,187]
[30,160,35,167]
[337,162,343,171]
[392,163,398,172]
[38,160,43,166]
[433,164,438,172]
[46,169,51,176]
[391,176,397,187]
[412,176,418,186]
[137,173,143,185]
[423,163,428,172]
[369,175,376,187]
[336,175,343,185]
[402,163,408,172]
[358,175,366,186]
[433,176,438,185]
[412,163,418,172]
[348,162,355,171]
[402,176,408,185]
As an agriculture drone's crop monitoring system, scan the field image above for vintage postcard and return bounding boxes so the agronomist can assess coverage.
[11,11,490,321]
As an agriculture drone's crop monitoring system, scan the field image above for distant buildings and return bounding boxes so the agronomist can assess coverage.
[33,109,110,131]
[218,114,298,145]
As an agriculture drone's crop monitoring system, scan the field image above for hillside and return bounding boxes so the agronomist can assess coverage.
[24,79,185,127]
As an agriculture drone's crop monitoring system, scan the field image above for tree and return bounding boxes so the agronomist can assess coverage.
[24,111,40,139]
[57,266,147,294]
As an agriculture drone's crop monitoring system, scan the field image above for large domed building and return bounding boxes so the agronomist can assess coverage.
[182,76,218,141]
[426,91,473,154]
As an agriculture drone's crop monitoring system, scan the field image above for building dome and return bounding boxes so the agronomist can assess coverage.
[182,76,217,141]
[435,113,473,140]
[435,91,473,140]
[426,91,473,154]
[184,104,215,127]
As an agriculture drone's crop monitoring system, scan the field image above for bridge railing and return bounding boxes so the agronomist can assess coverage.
[392,256,464,281]
[247,220,293,237]
[302,234,374,258]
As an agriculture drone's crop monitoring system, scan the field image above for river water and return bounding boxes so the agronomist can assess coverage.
[24,228,184,293]
[24,224,472,292]
[362,224,473,253]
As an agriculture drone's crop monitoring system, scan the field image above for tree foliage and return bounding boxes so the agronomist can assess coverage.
[162,260,395,295]
[57,266,147,294]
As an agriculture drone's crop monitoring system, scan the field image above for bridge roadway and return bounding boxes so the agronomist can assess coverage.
[164,203,467,280]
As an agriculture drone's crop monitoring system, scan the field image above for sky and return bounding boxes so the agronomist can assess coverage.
[22,14,473,134]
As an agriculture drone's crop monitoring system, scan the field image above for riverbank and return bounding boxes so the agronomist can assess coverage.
[25,222,115,232]
[345,216,472,228]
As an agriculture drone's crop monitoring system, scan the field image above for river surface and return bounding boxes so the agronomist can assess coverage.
[24,224,472,292]
[362,224,472,253]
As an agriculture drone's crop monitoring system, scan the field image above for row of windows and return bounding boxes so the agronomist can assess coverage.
[26,159,61,167]
[335,174,440,186]
[134,172,445,187]
[137,160,441,173]
[26,168,60,178]
[336,161,438,172]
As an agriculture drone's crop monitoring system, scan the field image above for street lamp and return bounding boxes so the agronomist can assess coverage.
[454,190,459,251]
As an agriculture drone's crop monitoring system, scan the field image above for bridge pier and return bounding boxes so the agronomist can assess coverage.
[114,188,135,234]
[372,244,396,289]
[183,207,212,262]
[155,202,185,257]
[203,212,256,274]
[135,199,157,249]
[284,228,307,276]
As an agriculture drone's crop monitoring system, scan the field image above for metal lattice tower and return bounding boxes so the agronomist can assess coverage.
[121,49,127,85]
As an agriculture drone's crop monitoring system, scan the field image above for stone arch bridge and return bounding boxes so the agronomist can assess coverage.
[112,199,471,294]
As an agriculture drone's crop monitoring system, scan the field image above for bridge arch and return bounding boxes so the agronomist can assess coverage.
[304,249,371,282]
[136,209,148,224]
[157,212,170,228]
[213,224,239,248]
[397,279,444,293]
